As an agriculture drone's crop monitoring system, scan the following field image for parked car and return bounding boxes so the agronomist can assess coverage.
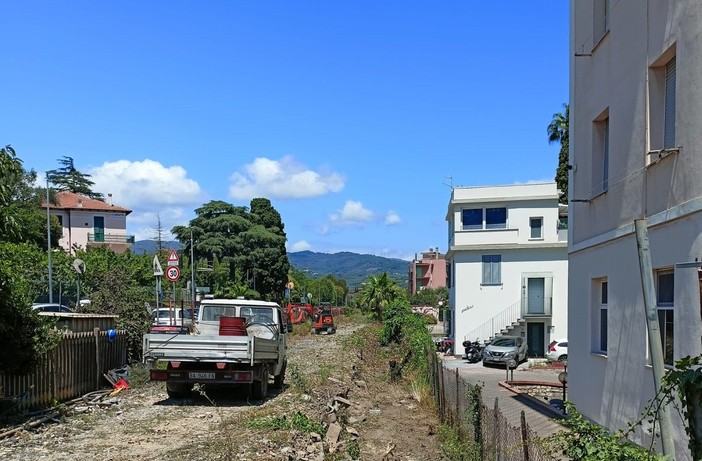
[545,338,568,362]
[482,335,527,366]
[32,303,73,313]
[151,308,197,326]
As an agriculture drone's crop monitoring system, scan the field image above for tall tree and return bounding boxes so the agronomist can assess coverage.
[152,213,165,252]
[50,156,104,200]
[548,104,569,204]
[172,199,290,300]
[0,145,61,247]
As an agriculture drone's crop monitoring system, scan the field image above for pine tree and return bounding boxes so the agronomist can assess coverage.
[50,156,104,200]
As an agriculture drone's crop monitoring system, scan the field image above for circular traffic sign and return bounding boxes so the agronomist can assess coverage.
[166,266,180,282]
[286,281,295,289]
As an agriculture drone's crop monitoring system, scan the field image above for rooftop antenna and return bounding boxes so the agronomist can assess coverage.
[442,176,453,189]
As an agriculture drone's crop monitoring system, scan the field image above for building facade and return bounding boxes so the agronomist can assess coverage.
[408,248,447,295]
[48,192,134,254]
[446,183,568,357]
[569,2,702,458]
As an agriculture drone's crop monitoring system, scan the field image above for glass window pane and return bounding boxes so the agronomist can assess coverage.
[530,218,542,238]
[600,308,608,352]
[486,208,507,229]
[657,271,674,306]
[601,281,608,305]
[462,209,482,230]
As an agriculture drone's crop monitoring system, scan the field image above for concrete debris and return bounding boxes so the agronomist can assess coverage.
[309,432,322,442]
[346,426,359,437]
[327,377,344,385]
[354,380,367,388]
[325,423,343,452]
[348,415,366,424]
[333,396,352,407]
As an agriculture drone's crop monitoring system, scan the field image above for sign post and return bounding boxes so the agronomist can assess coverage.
[153,255,164,312]
[165,251,180,325]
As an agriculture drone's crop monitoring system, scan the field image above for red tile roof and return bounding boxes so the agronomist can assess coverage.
[48,191,132,214]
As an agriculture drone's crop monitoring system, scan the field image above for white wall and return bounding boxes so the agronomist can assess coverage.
[452,247,568,346]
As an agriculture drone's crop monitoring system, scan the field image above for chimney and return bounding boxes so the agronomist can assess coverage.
[107,193,113,206]
[77,199,83,208]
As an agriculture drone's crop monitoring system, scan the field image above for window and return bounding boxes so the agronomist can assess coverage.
[462,209,482,230]
[600,280,608,353]
[485,208,507,229]
[664,57,676,148]
[482,255,501,285]
[649,49,677,153]
[656,270,674,365]
[529,217,543,239]
[593,112,609,195]
[593,0,610,45]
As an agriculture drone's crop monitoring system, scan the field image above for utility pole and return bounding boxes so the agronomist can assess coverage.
[634,219,675,457]
[190,229,196,312]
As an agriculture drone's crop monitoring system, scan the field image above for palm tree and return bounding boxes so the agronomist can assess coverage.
[360,272,404,319]
[548,104,570,204]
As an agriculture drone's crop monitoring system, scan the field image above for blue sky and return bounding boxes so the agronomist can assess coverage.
[2,1,569,260]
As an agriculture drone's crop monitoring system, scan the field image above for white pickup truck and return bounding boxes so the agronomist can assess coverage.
[143,298,288,399]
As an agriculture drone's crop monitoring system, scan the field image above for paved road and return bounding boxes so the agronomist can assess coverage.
[441,356,567,439]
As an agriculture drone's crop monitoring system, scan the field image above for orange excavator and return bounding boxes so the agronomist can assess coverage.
[286,302,316,324]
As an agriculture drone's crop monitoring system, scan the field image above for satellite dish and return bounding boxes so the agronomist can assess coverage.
[72,258,87,275]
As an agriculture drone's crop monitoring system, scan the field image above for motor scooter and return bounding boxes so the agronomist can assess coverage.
[462,339,483,363]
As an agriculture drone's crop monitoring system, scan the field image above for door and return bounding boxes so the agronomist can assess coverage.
[527,278,545,314]
[93,216,105,242]
[527,322,545,357]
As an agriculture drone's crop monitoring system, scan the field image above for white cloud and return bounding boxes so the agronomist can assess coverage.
[384,211,402,225]
[229,156,345,200]
[89,159,205,209]
[330,200,374,226]
[128,208,189,241]
[289,240,312,252]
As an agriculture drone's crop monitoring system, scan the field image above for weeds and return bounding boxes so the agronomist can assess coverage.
[438,423,474,461]
[288,363,311,393]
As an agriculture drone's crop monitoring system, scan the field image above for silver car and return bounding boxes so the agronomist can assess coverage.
[482,336,527,366]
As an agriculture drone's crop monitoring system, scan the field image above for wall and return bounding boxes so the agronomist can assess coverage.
[452,247,568,347]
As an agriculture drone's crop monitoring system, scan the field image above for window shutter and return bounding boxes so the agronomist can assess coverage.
[482,257,490,284]
[664,57,676,148]
[603,119,609,191]
[492,258,501,284]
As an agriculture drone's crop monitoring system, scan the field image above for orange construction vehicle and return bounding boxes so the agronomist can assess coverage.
[286,302,316,324]
[310,304,336,335]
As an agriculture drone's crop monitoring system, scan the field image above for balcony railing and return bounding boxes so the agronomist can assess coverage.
[521,296,552,317]
[88,233,135,244]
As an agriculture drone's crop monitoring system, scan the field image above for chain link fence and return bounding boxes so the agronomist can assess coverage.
[429,349,558,461]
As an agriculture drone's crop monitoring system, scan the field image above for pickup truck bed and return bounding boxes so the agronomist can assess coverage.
[143,333,280,365]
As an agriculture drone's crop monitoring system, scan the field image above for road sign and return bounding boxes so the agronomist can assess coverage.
[153,255,164,276]
[167,249,179,267]
[286,281,295,289]
[165,266,180,282]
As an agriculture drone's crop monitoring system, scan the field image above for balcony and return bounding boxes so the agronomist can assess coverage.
[521,296,552,317]
[88,233,135,244]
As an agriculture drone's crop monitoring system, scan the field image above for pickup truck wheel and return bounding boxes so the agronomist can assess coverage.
[166,382,192,399]
[251,364,269,400]
[273,361,287,389]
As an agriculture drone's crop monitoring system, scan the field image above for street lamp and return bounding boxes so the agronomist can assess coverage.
[45,170,55,303]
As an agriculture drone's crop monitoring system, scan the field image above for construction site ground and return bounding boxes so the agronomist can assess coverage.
[0,319,448,461]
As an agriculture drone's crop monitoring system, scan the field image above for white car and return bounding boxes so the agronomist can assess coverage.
[546,338,568,362]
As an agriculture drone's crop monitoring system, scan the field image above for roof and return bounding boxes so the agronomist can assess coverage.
[47,191,131,214]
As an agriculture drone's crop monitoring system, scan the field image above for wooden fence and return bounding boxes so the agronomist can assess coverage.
[0,329,127,411]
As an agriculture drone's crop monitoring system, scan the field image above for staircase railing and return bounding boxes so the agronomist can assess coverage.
[464,299,522,344]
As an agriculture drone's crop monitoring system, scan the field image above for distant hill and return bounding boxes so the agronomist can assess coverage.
[131,240,184,255]
[287,251,410,289]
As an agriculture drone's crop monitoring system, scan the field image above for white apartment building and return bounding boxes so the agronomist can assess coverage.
[445,183,568,357]
[569,2,702,458]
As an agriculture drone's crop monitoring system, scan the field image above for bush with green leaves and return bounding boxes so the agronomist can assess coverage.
[545,403,666,461]
[380,299,434,376]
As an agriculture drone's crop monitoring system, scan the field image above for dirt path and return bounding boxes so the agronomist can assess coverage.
[0,321,447,461]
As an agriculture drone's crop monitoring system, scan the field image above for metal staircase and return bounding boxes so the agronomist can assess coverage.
[464,299,525,345]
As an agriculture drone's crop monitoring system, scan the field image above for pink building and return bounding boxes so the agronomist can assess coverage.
[46,191,134,254]
[408,248,447,295]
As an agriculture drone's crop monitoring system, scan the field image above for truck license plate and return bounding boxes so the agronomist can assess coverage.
[189,372,215,380]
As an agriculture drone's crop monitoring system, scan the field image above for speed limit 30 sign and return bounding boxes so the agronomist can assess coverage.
[165,266,180,282]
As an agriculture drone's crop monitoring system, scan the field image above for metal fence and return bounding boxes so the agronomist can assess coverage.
[0,329,127,411]
[429,350,557,461]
